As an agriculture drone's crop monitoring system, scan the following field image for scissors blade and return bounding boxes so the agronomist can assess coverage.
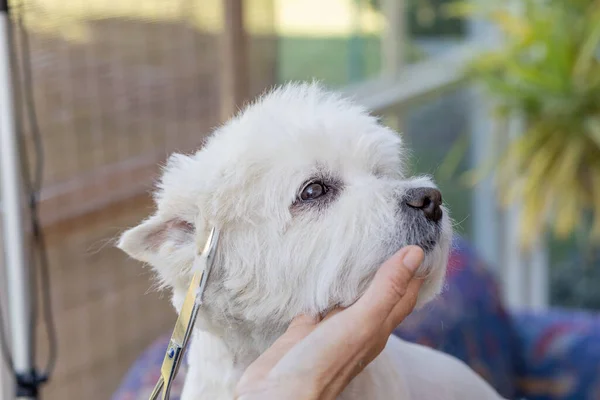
[151,227,220,400]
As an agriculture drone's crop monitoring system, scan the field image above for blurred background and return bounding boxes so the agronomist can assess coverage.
[0,0,599,399]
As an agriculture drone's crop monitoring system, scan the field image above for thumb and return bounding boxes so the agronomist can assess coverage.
[350,246,424,326]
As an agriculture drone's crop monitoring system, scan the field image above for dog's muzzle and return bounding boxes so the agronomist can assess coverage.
[403,187,443,223]
[399,186,445,252]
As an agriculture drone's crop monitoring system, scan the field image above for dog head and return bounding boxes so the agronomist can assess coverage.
[118,83,452,334]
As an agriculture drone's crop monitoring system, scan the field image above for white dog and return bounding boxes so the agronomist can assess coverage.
[118,83,503,399]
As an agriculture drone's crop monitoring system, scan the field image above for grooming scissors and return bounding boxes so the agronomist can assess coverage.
[148,227,220,400]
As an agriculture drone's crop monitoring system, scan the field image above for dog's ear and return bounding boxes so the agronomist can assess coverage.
[118,214,196,264]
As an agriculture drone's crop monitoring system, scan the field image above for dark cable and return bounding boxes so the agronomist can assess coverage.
[17,12,44,193]
[0,301,14,370]
[15,5,58,378]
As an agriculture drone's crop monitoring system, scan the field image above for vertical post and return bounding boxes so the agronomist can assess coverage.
[0,1,35,399]
[468,86,500,269]
[380,0,406,132]
[381,0,405,78]
[529,239,549,309]
[502,115,528,309]
[503,200,527,308]
[467,10,501,270]
[348,0,365,83]
[220,0,249,122]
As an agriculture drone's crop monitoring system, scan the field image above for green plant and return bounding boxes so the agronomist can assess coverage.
[451,0,600,247]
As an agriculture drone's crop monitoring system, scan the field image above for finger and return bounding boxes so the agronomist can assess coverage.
[350,246,424,325]
[385,277,423,331]
[267,248,425,398]
[297,247,423,369]
[268,309,366,383]
[319,275,422,399]
[321,307,345,322]
[289,313,321,328]
[237,314,319,387]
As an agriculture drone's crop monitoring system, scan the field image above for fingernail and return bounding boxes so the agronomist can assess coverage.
[403,247,424,272]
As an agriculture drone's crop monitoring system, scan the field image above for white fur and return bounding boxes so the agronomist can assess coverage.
[118,83,503,399]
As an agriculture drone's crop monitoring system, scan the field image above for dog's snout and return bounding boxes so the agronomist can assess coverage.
[404,187,443,222]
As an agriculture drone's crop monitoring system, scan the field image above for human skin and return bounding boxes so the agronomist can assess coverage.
[234,246,425,400]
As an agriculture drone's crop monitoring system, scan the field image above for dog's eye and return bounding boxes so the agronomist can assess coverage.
[300,181,327,201]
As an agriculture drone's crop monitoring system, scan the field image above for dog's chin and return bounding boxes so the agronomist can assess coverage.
[414,236,439,253]
[405,219,444,250]
[400,219,451,308]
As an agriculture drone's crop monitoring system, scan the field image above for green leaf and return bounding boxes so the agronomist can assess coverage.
[574,6,600,76]
[585,117,600,148]
[462,0,600,245]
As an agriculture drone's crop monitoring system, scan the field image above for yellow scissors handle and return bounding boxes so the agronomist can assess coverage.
[148,227,220,400]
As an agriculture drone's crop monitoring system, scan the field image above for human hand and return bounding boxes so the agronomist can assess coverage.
[234,246,425,400]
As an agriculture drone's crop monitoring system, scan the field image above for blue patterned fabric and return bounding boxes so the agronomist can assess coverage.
[511,309,600,400]
[394,236,521,398]
[112,237,600,400]
[112,334,187,400]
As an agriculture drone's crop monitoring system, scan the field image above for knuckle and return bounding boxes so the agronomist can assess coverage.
[374,337,388,354]
[364,336,389,364]
[356,324,377,343]
[405,280,423,308]
[406,292,419,309]
[385,271,410,300]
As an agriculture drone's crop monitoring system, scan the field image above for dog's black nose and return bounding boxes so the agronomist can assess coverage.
[404,187,443,222]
